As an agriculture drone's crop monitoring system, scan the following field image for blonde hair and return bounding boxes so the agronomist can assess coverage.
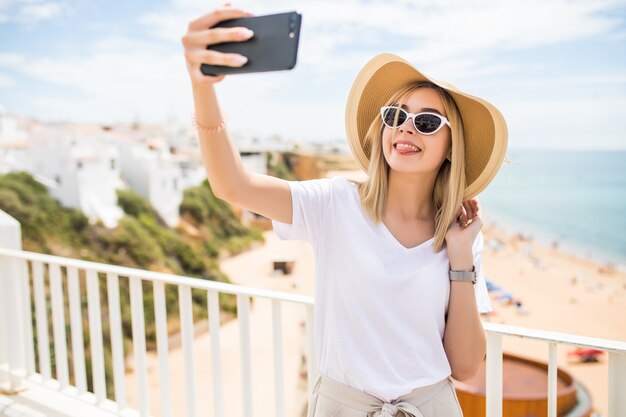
[351,80,466,253]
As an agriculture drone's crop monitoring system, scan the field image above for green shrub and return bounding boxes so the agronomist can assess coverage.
[1,170,265,397]
[117,188,162,222]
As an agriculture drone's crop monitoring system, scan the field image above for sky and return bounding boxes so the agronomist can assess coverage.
[1,0,625,150]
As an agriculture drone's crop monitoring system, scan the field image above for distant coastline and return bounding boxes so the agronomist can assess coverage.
[484,206,626,273]
[479,149,626,272]
[324,149,626,272]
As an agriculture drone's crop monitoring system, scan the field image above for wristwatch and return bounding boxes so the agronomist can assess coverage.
[449,265,477,285]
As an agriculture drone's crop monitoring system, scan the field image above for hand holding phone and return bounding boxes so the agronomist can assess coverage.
[182,6,302,86]
[200,11,302,76]
[181,5,256,86]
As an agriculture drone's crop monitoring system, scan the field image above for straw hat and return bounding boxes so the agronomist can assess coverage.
[345,53,508,200]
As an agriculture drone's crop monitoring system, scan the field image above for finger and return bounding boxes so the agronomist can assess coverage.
[193,66,226,84]
[457,211,466,226]
[467,199,479,219]
[185,26,254,48]
[456,207,466,223]
[189,49,248,67]
[473,200,481,220]
[189,7,252,31]
[463,200,473,220]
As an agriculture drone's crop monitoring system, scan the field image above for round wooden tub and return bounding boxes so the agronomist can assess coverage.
[451,352,593,417]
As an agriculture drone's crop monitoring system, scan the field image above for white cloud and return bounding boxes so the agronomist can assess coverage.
[137,0,625,81]
[0,71,13,87]
[606,29,626,41]
[138,10,189,42]
[0,0,66,26]
[0,33,289,126]
[501,95,626,149]
[523,73,626,87]
[1,0,625,148]
[0,53,25,66]
[1,37,188,121]
[18,1,64,21]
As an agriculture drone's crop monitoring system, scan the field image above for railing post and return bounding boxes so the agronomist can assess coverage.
[486,331,503,417]
[547,343,558,417]
[305,304,317,398]
[0,209,28,394]
[608,351,626,417]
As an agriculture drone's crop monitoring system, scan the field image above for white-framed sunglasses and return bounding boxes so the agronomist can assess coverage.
[380,106,451,135]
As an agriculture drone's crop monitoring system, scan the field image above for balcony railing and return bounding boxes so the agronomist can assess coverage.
[1,247,625,417]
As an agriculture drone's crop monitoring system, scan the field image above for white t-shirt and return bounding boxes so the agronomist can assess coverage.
[271,175,493,401]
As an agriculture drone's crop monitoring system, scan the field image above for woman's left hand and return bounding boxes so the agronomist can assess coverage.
[445,197,483,251]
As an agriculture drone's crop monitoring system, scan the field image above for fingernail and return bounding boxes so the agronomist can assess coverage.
[234,55,248,65]
[240,28,254,38]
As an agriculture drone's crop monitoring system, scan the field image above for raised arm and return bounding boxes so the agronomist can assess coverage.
[182,5,293,225]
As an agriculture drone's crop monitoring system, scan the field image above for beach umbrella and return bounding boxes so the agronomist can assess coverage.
[487,241,503,250]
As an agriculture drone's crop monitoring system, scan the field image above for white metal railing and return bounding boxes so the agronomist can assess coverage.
[0,247,317,417]
[483,322,626,417]
[1,247,625,417]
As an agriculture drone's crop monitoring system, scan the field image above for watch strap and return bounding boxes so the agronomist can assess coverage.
[449,265,477,284]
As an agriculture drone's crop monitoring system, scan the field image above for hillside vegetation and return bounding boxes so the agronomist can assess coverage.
[0,171,265,396]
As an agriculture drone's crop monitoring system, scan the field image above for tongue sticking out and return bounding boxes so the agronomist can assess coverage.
[395,144,421,155]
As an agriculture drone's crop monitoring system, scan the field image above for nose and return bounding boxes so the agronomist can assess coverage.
[398,119,416,135]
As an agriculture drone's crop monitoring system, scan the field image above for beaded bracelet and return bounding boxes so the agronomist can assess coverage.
[192,113,227,134]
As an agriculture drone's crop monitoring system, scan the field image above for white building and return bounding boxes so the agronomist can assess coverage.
[1,111,300,230]
[27,127,125,228]
[0,108,27,145]
[0,115,125,228]
[0,110,29,175]
[117,136,190,228]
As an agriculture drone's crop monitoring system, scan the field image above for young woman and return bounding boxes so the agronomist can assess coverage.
[182,4,508,417]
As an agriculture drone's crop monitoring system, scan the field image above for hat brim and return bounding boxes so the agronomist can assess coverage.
[345,53,508,199]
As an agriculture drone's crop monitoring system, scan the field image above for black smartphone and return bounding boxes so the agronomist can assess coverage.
[200,11,302,76]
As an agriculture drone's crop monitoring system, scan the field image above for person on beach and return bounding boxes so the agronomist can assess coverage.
[182,4,508,417]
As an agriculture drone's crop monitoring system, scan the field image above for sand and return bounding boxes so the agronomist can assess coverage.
[478,221,626,417]
[124,183,626,417]
[123,234,314,417]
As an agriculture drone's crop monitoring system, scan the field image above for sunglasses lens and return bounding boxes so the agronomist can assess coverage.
[414,114,443,134]
[382,107,407,127]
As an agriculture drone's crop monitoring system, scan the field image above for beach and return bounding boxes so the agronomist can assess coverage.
[478,221,626,416]
[124,186,626,417]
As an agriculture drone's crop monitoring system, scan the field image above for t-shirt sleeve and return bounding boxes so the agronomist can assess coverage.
[473,230,493,314]
[270,177,335,243]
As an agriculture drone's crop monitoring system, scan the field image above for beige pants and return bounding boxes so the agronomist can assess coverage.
[307,372,464,417]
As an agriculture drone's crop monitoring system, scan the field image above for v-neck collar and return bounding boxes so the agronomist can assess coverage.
[345,177,436,252]
[379,220,435,252]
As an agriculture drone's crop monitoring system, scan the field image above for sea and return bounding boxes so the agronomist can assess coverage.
[478,149,626,271]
